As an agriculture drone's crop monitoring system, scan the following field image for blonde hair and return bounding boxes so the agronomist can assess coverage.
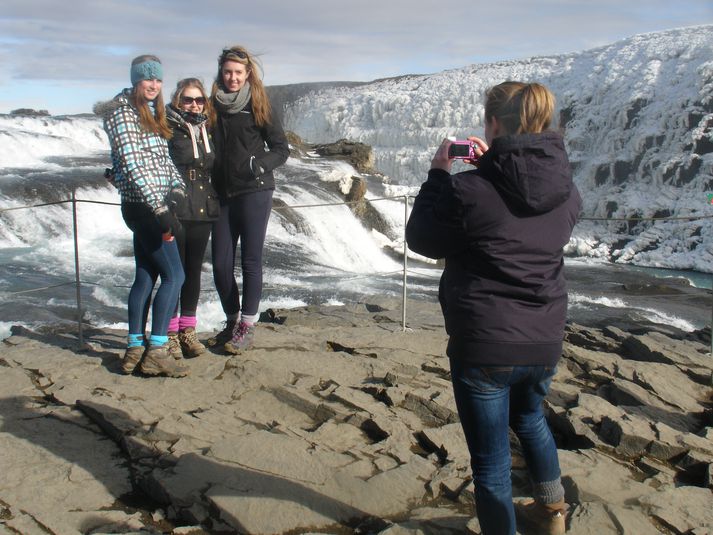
[484,81,555,136]
[212,45,272,127]
[171,77,215,129]
[130,55,172,139]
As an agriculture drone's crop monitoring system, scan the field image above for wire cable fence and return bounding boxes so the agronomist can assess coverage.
[1,190,711,353]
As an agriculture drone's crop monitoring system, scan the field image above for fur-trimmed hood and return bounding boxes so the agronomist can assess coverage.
[92,89,132,119]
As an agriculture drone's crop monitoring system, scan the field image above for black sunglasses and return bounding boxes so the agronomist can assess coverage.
[222,48,247,60]
[181,96,206,105]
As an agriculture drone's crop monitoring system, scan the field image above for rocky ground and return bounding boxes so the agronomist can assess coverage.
[0,298,711,535]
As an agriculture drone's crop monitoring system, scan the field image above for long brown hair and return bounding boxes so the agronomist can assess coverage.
[484,81,555,136]
[212,45,272,127]
[129,55,172,139]
[171,77,215,129]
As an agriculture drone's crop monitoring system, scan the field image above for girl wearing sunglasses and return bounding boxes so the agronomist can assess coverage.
[208,45,290,353]
[164,78,220,359]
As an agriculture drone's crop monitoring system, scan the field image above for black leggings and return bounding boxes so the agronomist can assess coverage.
[211,190,273,317]
[174,220,212,317]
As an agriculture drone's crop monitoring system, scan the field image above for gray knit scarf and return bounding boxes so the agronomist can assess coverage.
[214,82,251,115]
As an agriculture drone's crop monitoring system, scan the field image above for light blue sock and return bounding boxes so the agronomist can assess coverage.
[149,334,169,347]
[127,333,144,348]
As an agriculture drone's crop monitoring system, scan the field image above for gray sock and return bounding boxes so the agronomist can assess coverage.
[533,478,565,504]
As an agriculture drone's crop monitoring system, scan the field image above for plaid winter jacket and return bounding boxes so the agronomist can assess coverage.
[94,89,182,210]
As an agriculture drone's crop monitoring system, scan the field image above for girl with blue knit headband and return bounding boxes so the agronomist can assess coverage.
[94,55,189,378]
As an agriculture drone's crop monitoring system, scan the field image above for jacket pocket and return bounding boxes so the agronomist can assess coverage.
[206,195,220,218]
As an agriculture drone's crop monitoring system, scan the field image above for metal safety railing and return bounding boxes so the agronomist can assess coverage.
[1,190,712,355]
[0,191,418,345]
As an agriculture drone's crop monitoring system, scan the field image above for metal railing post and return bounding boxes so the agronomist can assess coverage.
[402,195,408,331]
[71,189,84,346]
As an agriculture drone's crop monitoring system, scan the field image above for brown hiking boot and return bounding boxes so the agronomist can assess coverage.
[206,318,237,347]
[167,331,183,360]
[179,327,206,358]
[139,346,189,377]
[515,498,567,535]
[121,346,145,374]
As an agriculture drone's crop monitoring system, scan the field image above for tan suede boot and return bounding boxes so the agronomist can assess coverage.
[178,327,206,358]
[121,346,145,374]
[139,346,189,377]
[515,498,567,535]
[166,331,183,360]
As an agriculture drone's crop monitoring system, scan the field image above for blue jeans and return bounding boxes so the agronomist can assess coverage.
[124,212,185,338]
[450,359,564,535]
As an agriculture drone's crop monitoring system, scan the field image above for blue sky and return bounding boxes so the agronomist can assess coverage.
[1,0,712,115]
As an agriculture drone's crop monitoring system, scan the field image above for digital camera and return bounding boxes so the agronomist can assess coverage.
[448,140,476,160]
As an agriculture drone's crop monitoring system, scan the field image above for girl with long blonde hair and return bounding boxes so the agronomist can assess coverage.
[208,45,290,353]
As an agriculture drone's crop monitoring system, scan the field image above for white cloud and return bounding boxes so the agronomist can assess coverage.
[0,0,711,113]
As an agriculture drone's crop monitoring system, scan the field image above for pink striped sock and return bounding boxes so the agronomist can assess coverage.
[179,315,197,330]
[168,315,180,333]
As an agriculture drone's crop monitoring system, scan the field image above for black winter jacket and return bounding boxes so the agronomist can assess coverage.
[212,99,290,199]
[406,132,581,366]
[166,105,220,221]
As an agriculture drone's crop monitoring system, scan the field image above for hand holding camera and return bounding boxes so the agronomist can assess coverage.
[447,137,488,164]
[448,140,477,160]
[431,136,489,172]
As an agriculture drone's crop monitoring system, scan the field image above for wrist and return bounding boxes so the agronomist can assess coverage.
[430,159,451,172]
[428,168,451,179]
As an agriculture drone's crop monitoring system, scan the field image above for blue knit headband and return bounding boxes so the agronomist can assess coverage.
[130,61,163,85]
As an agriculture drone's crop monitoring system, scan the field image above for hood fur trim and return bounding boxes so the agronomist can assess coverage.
[92,89,132,118]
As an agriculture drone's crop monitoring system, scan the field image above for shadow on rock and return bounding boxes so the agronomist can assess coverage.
[6,324,128,375]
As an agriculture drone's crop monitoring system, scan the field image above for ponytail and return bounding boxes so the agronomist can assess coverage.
[484,81,555,136]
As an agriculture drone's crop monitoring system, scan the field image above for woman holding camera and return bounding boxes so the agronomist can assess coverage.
[165,78,219,358]
[95,55,187,378]
[406,81,581,535]
[209,45,290,353]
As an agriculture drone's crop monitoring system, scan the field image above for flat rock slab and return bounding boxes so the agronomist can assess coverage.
[1,300,711,534]
[0,396,134,535]
[639,486,713,533]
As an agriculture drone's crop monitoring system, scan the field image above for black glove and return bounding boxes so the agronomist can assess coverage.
[104,167,116,185]
[166,187,187,214]
[154,205,182,235]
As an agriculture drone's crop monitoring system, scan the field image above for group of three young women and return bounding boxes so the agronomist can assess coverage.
[97,46,289,378]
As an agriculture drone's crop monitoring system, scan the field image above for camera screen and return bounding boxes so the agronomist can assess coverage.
[448,143,471,157]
